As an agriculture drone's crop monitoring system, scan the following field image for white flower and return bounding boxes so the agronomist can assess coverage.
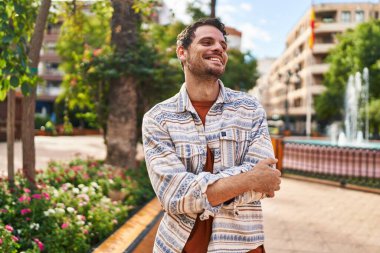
[90,182,99,189]
[43,211,49,216]
[81,186,89,193]
[100,197,111,204]
[55,208,65,214]
[57,203,65,208]
[17,229,22,234]
[108,179,114,184]
[72,188,80,194]
[30,223,40,230]
[67,207,75,213]
[76,220,85,226]
[78,184,85,189]
[53,189,59,197]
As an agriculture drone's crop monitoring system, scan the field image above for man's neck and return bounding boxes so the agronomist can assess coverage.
[185,73,220,102]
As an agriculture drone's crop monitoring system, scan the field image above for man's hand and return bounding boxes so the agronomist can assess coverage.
[206,157,281,206]
[248,158,281,197]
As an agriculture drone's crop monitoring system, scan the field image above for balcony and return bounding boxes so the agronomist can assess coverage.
[37,86,62,98]
[312,43,335,54]
[40,52,61,62]
[315,22,356,33]
[308,63,329,74]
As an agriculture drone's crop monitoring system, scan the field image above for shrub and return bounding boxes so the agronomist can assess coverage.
[0,159,154,252]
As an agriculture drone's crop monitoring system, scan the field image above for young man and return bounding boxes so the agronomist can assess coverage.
[142,18,281,253]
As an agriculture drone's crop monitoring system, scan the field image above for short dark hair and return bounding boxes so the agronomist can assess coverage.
[176,18,227,49]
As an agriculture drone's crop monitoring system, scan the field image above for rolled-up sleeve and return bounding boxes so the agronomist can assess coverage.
[143,114,224,219]
[222,106,275,207]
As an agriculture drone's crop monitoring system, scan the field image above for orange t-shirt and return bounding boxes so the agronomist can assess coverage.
[182,100,214,253]
[182,100,264,253]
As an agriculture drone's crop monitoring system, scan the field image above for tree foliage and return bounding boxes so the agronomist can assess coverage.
[0,0,39,100]
[221,49,258,91]
[315,20,380,123]
[55,1,112,131]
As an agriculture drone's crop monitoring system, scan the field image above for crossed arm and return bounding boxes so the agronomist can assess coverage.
[142,109,281,218]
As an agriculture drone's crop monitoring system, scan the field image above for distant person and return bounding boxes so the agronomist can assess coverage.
[142,18,281,253]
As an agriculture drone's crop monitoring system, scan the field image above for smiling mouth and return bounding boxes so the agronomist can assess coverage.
[206,57,223,64]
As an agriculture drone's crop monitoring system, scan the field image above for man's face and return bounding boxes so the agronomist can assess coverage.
[179,25,228,79]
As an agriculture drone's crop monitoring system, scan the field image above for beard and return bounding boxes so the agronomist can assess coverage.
[185,55,225,79]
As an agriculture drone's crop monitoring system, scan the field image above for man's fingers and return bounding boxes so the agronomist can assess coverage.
[262,157,278,164]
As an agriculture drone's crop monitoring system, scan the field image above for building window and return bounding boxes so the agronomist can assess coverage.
[355,10,364,22]
[341,11,351,23]
[294,98,302,108]
[375,11,379,19]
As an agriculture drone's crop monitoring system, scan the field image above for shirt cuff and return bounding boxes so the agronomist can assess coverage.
[195,172,224,220]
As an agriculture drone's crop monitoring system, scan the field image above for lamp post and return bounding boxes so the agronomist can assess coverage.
[279,70,301,134]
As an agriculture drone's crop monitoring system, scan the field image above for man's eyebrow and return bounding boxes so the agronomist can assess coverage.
[198,36,227,45]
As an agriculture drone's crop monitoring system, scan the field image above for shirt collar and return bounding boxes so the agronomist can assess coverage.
[177,80,232,113]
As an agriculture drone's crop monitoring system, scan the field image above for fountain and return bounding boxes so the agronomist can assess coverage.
[279,67,380,181]
[341,68,370,144]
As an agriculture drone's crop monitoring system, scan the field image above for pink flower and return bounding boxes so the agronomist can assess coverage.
[71,165,83,172]
[5,225,13,232]
[42,192,50,200]
[32,194,42,199]
[0,209,8,213]
[26,217,31,221]
[23,188,31,193]
[61,223,69,229]
[21,208,32,215]
[33,238,44,251]
[83,229,89,235]
[0,238,3,245]
[12,236,19,242]
[18,195,31,203]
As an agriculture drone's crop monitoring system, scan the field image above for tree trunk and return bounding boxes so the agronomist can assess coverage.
[106,0,139,168]
[22,0,51,187]
[210,0,217,18]
[7,90,15,187]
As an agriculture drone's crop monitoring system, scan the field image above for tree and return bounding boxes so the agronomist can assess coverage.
[187,0,208,21]
[105,0,141,168]
[55,1,112,137]
[0,0,40,186]
[315,20,380,125]
[221,49,259,91]
[210,0,216,18]
[21,0,52,187]
[364,98,380,138]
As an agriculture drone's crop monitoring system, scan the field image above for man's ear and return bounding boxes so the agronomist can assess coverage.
[176,46,187,62]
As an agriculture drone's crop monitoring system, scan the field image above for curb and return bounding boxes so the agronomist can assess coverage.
[92,198,162,253]
[283,174,380,195]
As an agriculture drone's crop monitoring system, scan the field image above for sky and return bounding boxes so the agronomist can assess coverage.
[163,0,379,59]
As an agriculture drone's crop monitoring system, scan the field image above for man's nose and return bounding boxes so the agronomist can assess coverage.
[211,42,223,53]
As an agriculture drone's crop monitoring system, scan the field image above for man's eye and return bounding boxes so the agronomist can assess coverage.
[202,41,212,45]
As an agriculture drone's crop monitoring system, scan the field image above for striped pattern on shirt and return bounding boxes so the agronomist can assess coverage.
[142,81,274,253]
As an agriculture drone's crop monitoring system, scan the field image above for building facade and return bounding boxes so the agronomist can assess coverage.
[266,2,380,135]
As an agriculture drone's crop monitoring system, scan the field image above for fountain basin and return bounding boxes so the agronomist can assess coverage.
[282,138,380,179]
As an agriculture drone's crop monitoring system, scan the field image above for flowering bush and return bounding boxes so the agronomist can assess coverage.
[0,159,154,252]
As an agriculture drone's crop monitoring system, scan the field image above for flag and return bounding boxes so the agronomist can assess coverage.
[309,7,315,49]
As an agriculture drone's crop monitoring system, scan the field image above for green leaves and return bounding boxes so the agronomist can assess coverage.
[316,20,380,125]
[0,0,39,100]
[9,76,19,87]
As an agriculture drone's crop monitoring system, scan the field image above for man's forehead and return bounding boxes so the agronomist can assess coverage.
[193,25,226,42]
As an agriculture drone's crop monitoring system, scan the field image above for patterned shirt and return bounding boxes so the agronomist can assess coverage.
[142,81,274,253]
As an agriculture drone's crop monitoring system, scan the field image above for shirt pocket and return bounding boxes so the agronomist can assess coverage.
[175,143,203,174]
[219,128,251,168]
